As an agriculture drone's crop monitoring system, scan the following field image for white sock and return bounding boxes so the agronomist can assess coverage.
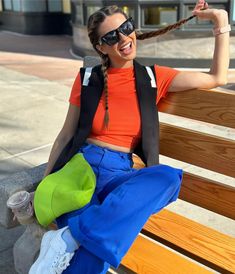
[61,227,79,253]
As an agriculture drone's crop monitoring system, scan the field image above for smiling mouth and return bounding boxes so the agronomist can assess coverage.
[119,42,132,52]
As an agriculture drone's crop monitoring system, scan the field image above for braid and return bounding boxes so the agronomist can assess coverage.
[101,54,110,129]
[136,15,196,40]
[87,6,127,129]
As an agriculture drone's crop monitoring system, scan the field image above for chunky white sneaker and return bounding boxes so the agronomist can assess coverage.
[29,226,74,274]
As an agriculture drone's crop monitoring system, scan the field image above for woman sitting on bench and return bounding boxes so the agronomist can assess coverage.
[29,1,230,273]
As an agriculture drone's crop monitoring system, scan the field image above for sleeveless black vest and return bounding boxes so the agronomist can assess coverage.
[52,60,159,173]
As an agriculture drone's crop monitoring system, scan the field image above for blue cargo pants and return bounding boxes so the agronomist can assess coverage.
[56,143,183,274]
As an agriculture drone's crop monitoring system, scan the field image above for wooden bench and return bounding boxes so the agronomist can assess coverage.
[120,86,235,273]
[1,57,234,274]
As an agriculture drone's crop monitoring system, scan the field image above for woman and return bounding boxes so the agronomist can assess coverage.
[29,1,230,273]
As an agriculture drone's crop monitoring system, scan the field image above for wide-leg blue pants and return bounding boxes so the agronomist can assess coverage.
[56,143,183,274]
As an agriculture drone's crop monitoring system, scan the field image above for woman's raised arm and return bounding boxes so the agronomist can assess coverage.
[169,2,230,92]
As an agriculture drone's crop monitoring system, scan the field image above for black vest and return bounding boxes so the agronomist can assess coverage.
[52,60,159,173]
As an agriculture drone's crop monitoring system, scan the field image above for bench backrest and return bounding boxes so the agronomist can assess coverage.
[159,88,235,219]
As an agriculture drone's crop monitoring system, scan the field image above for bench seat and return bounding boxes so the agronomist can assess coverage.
[142,209,235,273]
[122,234,212,274]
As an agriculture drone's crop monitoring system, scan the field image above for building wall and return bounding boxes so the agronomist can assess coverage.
[63,0,71,14]
[0,0,72,34]
[232,0,235,23]
[70,0,234,29]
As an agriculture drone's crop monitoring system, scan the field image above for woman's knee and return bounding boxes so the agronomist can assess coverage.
[146,164,183,189]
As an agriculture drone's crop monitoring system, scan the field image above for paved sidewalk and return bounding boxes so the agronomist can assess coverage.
[0,31,75,59]
[0,53,82,178]
[0,32,234,273]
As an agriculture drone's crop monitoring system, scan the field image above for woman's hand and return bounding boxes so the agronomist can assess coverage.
[192,0,209,13]
[192,0,228,28]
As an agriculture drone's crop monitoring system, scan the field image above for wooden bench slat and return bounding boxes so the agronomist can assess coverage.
[122,234,212,274]
[143,209,235,273]
[158,89,235,129]
[160,123,235,177]
[180,172,235,220]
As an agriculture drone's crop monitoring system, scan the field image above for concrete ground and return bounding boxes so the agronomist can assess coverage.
[0,31,234,274]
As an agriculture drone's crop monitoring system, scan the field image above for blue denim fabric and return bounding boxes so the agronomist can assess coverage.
[56,143,183,274]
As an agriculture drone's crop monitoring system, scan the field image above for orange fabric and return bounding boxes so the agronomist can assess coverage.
[69,65,179,149]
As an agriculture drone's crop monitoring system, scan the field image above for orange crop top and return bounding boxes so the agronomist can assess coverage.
[69,65,179,149]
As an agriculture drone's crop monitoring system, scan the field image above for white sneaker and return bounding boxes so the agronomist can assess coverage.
[29,226,74,274]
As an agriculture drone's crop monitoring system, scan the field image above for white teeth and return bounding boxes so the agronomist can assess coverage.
[120,42,131,50]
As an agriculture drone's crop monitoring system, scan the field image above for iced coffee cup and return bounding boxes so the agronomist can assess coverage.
[7,191,35,225]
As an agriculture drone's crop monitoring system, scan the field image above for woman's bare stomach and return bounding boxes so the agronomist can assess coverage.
[86,138,134,153]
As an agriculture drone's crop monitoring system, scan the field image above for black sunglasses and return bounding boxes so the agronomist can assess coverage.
[99,17,135,46]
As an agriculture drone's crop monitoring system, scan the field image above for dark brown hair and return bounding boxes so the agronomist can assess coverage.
[87,5,195,128]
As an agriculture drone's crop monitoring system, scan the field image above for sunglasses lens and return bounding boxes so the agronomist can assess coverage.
[100,18,135,46]
[102,30,119,46]
[120,19,135,36]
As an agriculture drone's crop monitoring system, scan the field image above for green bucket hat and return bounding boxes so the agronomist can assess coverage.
[34,153,96,227]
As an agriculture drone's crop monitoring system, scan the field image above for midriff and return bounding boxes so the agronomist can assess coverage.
[86,138,134,153]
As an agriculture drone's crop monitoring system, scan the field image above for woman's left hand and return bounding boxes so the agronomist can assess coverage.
[192,0,228,27]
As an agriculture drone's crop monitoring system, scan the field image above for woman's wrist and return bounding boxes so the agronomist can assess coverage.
[212,10,230,36]
[211,9,229,28]
[212,25,231,36]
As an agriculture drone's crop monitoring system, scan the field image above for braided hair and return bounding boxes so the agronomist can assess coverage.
[87,6,196,128]
[136,15,196,40]
[87,6,127,128]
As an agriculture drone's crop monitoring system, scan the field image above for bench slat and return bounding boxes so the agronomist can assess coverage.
[180,172,235,220]
[122,234,212,274]
[143,209,235,273]
[160,123,235,177]
[158,89,235,129]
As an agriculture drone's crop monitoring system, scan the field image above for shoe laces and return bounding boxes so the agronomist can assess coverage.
[51,252,74,274]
